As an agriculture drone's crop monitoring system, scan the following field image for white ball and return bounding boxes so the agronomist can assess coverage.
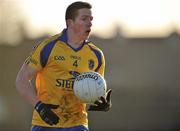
[73,72,107,104]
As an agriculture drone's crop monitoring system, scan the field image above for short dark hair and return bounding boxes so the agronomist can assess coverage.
[65,1,92,20]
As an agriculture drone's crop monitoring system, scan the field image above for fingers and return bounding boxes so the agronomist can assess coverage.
[94,95,107,106]
[44,117,54,125]
[94,100,101,106]
[106,89,112,102]
[35,102,60,125]
[88,105,100,111]
[44,117,59,125]
[47,104,59,109]
[88,106,96,111]
[46,111,59,125]
[100,96,106,104]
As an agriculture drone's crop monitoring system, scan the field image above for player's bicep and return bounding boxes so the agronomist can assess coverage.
[16,63,38,83]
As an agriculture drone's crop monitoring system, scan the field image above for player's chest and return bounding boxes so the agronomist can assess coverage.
[48,48,98,72]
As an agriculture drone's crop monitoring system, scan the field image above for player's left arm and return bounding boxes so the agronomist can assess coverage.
[88,50,112,112]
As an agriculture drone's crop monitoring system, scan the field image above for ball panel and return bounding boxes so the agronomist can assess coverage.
[74,78,84,102]
[87,78,97,103]
[82,78,90,103]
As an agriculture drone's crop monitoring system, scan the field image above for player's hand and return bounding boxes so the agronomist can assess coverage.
[35,101,60,125]
[88,89,112,112]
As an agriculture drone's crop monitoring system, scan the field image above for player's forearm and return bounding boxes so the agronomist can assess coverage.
[15,75,39,107]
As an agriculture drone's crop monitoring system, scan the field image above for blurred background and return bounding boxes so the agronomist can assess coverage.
[0,0,180,130]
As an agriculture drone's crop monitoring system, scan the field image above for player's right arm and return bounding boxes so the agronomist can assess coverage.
[15,41,44,107]
[15,63,39,107]
[15,41,60,125]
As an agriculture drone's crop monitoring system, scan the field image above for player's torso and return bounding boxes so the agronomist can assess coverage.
[43,41,99,91]
[32,30,104,127]
[33,41,100,127]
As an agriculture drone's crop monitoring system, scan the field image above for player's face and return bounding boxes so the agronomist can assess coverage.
[72,8,93,40]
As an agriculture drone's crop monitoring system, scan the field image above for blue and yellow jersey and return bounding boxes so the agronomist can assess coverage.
[26,29,105,128]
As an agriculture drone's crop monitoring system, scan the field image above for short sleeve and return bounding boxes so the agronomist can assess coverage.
[25,42,44,71]
[97,51,105,77]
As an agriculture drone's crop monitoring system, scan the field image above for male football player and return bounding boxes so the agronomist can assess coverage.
[16,1,112,131]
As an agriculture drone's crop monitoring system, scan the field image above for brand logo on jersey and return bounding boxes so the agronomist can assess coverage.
[55,71,81,90]
[88,59,94,70]
[70,55,81,60]
[56,79,74,89]
[69,71,80,78]
[54,56,65,61]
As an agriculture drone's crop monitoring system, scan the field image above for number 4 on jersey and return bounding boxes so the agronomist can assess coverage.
[73,60,78,67]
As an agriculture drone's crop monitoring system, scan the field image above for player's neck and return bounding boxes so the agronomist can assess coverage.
[67,29,84,48]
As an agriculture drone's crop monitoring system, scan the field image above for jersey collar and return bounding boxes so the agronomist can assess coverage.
[58,28,89,52]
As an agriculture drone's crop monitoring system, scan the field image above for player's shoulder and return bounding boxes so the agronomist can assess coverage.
[87,41,103,53]
[87,41,104,56]
[40,34,61,46]
[32,33,61,51]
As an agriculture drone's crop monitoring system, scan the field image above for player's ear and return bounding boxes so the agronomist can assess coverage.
[66,19,74,27]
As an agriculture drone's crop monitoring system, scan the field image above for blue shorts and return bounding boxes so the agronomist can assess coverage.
[31,125,88,131]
